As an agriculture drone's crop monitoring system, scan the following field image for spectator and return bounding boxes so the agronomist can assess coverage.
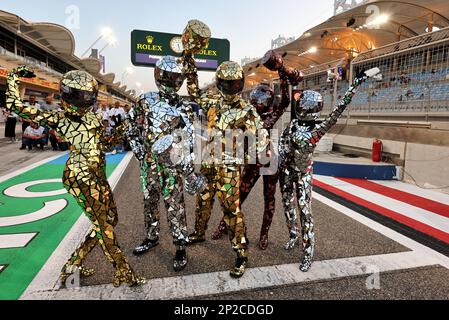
[97,103,110,123]
[20,122,46,151]
[107,102,126,154]
[122,105,132,151]
[39,95,59,146]
[40,95,59,111]
[22,95,40,132]
[102,119,114,153]
[406,89,414,98]
[3,109,18,142]
[109,102,126,128]
[398,94,403,102]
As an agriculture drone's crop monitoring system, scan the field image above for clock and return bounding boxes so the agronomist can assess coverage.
[170,36,183,54]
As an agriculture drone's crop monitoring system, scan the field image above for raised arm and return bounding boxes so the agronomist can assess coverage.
[6,66,59,128]
[313,68,380,143]
[182,54,202,104]
[262,77,291,129]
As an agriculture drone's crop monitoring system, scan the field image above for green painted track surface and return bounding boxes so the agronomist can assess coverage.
[0,153,126,300]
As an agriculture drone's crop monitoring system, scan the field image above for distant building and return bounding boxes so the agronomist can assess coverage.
[241,57,259,66]
[271,35,295,50]
[334,0,368,15]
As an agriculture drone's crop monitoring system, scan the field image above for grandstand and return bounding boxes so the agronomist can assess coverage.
[241,0,449,190]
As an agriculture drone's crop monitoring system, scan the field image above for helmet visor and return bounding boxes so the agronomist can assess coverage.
[216,78,245,96]
[155,69,185,91]
[61,85,97,110]
[250,86,274,113]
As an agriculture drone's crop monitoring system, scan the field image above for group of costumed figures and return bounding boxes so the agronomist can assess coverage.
[5,20,379,287]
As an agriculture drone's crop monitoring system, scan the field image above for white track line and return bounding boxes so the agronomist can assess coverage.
[315,175,449,233]
[314,193,449,270]
[23,251,440,300]
[0,200,67,227]
[0,233,37,249]
[372,180,449,206]
[0,153,66,184]
[19,152,134,299]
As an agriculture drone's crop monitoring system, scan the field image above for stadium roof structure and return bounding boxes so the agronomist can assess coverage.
[243,0,449,89]
[0,9,127,96]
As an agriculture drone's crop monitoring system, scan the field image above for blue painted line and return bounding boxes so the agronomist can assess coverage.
[48,152,127,165]
[314,161,397,180]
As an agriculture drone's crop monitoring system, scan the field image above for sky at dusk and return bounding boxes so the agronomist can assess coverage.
[1,0,335,94]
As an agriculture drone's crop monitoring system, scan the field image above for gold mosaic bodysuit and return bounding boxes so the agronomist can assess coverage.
[184,59,268,275]
[6,67,144,287]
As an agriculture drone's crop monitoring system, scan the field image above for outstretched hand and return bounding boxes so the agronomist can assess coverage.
[13,66,36,78]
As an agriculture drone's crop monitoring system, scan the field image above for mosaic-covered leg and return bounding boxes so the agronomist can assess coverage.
[212,164,259,241]
[62,167,144,287]
[218,166,247,251]
[159,167,189,246]
[159,166,189,271]
[60,229,98,283]
[279,164,300,250]
[217,165,248,278]
[190,167,217,243]
[143,160,161,241]
[259,173,278,250]
[296,172,315,272]
[134,159,161,255]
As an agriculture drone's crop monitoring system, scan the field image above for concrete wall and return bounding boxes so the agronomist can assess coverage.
[327,131,449,192]
[404,143,449,190]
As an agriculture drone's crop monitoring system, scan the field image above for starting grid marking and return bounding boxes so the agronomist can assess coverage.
[0,152,133,300]
[0,233,37,249]
[19,152,133,299]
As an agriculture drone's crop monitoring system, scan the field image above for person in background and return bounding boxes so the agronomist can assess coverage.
[21,122,46,151]
[3,108,18,142]
[110,102,126,127]
[122,105,132,151]
[97,102,110,124]
[101,119,114,153]
[110,102,126,154]
[22,95,40,132]
[40,95,59,111]
[40,95,60,146]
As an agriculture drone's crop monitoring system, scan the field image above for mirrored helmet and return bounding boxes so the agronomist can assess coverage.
[216,61,245,101]
[60,70,98,116]
[250,85,274,115]
[155,56,185,95]
[296,90,324,121]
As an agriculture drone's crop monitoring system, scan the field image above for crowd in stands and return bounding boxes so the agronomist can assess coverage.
[314,66,449,113]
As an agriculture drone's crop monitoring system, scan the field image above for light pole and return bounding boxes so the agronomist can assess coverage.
[99,37,118,54]
[121,67,134,85]
[81,27,114,57]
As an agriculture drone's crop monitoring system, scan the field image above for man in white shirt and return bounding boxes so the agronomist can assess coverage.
[20,122,46,151]
[22,95,41,132]
[109,102,126,127]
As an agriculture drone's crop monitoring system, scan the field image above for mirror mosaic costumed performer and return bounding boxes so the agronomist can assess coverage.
[211,50,305,250]
[6,67,145,287]
[278,67,381,272]
[182,20,269,278]
[125,55,206,272]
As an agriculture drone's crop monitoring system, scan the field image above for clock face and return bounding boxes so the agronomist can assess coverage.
[170,37,183,54]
